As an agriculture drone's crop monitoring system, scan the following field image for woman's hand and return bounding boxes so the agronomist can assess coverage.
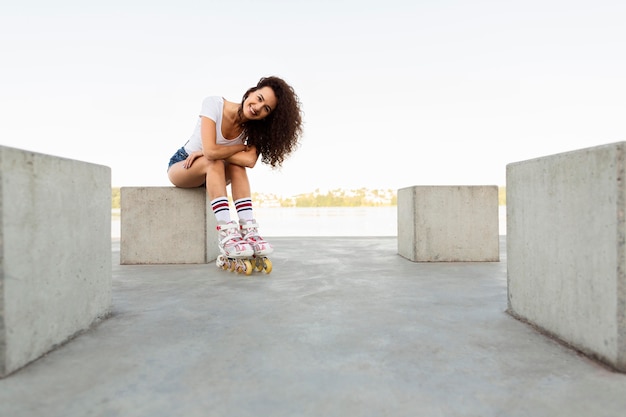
[183,151,204,169]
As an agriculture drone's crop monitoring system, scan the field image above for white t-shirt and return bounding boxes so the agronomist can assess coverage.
[183,96,245,153]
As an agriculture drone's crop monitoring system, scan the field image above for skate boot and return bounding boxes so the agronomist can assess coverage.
[240,219,273,274]
[215,221,255,275]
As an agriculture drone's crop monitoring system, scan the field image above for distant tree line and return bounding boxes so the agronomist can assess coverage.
[111,186,506,209]
[112,188,120,209]
[284,188,397,207]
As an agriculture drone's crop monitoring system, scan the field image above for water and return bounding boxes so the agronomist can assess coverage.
[112,207,507,238]
[255,207,397,236]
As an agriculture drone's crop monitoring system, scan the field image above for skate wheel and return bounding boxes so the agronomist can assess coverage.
[228,259,236,272]
[244,259,253,275]
[262,258,272,274]
[216,255,225,268]
[235,259,253,275]
[216,255,230,270]
[254,258,264,272]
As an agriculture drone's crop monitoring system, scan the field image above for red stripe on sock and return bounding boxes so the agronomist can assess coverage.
[236,203,252,210]
[212,202,229,211]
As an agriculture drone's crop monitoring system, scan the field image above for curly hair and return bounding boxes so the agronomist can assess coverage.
[239,76,303,168]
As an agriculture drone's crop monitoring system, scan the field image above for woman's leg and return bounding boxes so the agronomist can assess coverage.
[168,158,228,198]
[203,160,228,200]
[228,164,254,222]
[228,163,251,201]
[228,164,273,255]
[203,160,233,224]
[169,157,251,257]
[169,158,234,224]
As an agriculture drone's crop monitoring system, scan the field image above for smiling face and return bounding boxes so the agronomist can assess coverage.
[242,86,277,121]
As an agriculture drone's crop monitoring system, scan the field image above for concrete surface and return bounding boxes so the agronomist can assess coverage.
[2,236,626,417]
[120,187,219,264]
[397,186,499,262]
[0,145,111,378]
[507,141,626,372]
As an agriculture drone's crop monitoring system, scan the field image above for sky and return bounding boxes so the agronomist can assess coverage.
[2,0,625,196]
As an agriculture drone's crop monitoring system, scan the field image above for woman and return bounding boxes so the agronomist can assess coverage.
[167,76,303,259]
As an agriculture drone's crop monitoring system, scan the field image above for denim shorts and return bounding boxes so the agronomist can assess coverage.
[168,147,188,170]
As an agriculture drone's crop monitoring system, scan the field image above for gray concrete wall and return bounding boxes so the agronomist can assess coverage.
[397,186,500,262]
[120,187,218,264]
[507,141,626,372]
[0,146,111,377]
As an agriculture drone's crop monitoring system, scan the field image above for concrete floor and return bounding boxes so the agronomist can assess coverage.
[2,237,626,417]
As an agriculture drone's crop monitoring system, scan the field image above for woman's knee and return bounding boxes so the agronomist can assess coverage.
[206,159,226,173]
[227,163,248,179]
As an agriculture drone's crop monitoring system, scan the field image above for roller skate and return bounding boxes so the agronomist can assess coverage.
[240,219,273,274]
[215,221,255,275]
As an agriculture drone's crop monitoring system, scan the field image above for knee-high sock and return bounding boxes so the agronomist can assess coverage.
[234,198,254,222]
[210,197,231,223]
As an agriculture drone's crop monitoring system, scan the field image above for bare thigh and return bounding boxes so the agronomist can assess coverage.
[168,158,214,188]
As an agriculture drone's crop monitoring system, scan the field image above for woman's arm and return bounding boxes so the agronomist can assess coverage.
[225,145,259,168]
[201,116,247,160]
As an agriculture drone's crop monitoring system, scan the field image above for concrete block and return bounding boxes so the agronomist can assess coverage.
[507,141,626,372]
[120,187,218,264]
[397,186,500,262]
[0,146,111,378]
